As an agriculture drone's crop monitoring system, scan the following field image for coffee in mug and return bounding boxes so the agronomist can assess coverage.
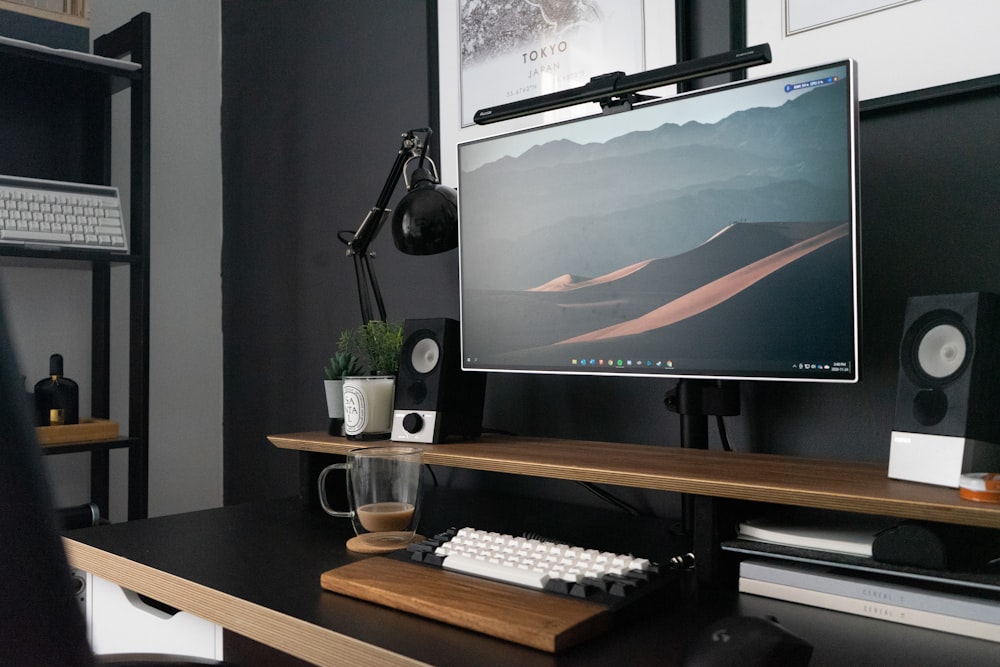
[318,445,422,550]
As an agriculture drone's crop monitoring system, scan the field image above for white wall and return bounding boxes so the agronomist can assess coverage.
[747,0,1000,100]
[2,0,224,519]
[94,0,224,518]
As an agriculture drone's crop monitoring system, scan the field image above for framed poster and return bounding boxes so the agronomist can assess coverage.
[438,1,676,186]
[748,0,1000,100]
[785,0,920,35]
[459,0,645,127]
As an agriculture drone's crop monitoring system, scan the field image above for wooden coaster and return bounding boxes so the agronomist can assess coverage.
[346,533,425,554]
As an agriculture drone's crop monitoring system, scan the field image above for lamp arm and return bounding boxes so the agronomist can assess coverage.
[343,128,431,323]
[349,130,421,256]
[353,251,386,324]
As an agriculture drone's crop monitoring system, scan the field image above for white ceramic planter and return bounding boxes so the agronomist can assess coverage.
[324,379,344,419]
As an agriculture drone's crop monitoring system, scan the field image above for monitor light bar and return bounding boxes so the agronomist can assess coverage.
[473,44,772,125]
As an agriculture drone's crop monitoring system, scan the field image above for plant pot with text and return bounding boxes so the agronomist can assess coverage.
[337,321,403,440]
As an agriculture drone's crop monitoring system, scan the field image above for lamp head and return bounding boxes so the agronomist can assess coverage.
[391,162,458,255]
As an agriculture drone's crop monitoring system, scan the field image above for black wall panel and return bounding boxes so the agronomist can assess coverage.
[221,1,1000,511]
[221,0,442,503]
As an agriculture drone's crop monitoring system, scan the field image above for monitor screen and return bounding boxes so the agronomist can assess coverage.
[457,61,860,382]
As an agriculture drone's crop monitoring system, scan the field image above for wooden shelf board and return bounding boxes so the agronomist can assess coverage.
[269,432,1000,529]
[37,418,119,445]
[39,436,135,454]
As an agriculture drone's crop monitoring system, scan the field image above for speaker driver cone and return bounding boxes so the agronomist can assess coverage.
[916,323,967,379]
[410,337,441,374]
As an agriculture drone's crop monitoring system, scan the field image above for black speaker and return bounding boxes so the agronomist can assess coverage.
[888,292,1000,486]
[391,318,486,443]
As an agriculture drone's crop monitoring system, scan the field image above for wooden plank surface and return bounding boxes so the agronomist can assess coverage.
[321,557,611,653]
[64,539,429,667]
[269,432,1000,528]
[37,418,119,445]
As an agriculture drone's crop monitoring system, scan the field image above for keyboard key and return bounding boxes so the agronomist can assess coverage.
[581,576,609,592]
[443,553,550,589]
[543,579,572,595]
[569,582,599,598]
[1,229,72,244]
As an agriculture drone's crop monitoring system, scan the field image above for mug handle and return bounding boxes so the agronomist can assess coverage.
[317,463,353,517]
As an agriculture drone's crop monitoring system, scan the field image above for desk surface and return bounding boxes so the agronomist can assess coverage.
[65,489,998,666]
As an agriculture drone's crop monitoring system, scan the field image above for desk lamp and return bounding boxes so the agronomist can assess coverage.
[338,128,457,324]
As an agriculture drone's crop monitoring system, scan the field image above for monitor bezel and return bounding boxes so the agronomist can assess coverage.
[456,59,861,383]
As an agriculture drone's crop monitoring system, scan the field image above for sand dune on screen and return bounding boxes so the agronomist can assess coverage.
[557,223,848,344]
[527,259,654,292]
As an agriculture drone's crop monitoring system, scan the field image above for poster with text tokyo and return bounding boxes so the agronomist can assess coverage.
[459,0,644,126]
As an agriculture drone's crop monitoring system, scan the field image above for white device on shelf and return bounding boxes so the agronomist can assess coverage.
[0,174,128,253]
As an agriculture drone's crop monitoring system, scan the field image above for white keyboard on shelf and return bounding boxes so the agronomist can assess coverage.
[0,174,128,253]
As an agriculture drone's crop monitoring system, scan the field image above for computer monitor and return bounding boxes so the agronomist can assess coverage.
[457,61,859,384]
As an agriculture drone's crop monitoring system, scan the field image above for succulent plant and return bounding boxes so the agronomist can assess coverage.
[324,350,364,380]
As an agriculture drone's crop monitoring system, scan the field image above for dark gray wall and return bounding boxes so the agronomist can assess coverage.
[736,81,1000,463]
[675,0,745,90]
[221,1,1000,512]
[221,0,446,503]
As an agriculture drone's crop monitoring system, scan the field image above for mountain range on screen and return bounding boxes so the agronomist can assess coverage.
[459,79,854,371]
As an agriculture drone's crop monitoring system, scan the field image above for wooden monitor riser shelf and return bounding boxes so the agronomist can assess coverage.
[269,432,1000,529]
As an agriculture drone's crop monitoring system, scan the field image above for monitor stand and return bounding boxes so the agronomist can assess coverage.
[665,379,741,534]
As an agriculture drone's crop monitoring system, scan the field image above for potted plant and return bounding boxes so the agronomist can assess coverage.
[323,350,363,435]
[337,320,404,376]
[336,320,404,439]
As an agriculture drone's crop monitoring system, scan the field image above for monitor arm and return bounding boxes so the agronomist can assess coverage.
[666,379,741,536]
[664,379,741,450]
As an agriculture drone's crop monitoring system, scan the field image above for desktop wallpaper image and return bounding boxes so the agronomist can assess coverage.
[458,69,856,377]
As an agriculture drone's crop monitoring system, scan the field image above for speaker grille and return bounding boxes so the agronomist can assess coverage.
[902,310,972,386]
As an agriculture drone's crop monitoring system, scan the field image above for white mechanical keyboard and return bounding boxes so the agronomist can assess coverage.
[0,174,128,253]
[406,526,668,604]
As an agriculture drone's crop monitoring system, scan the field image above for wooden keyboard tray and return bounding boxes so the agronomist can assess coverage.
[321,556,612,653]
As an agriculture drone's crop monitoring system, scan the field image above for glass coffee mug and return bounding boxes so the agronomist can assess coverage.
[318,445,423,551]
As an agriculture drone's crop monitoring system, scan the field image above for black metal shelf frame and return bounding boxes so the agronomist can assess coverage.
[1,13,150,521]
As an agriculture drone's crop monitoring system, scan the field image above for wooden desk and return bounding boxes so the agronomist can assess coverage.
[63,490,999,666]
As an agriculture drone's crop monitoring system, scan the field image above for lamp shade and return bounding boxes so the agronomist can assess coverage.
[391,167,458,255]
